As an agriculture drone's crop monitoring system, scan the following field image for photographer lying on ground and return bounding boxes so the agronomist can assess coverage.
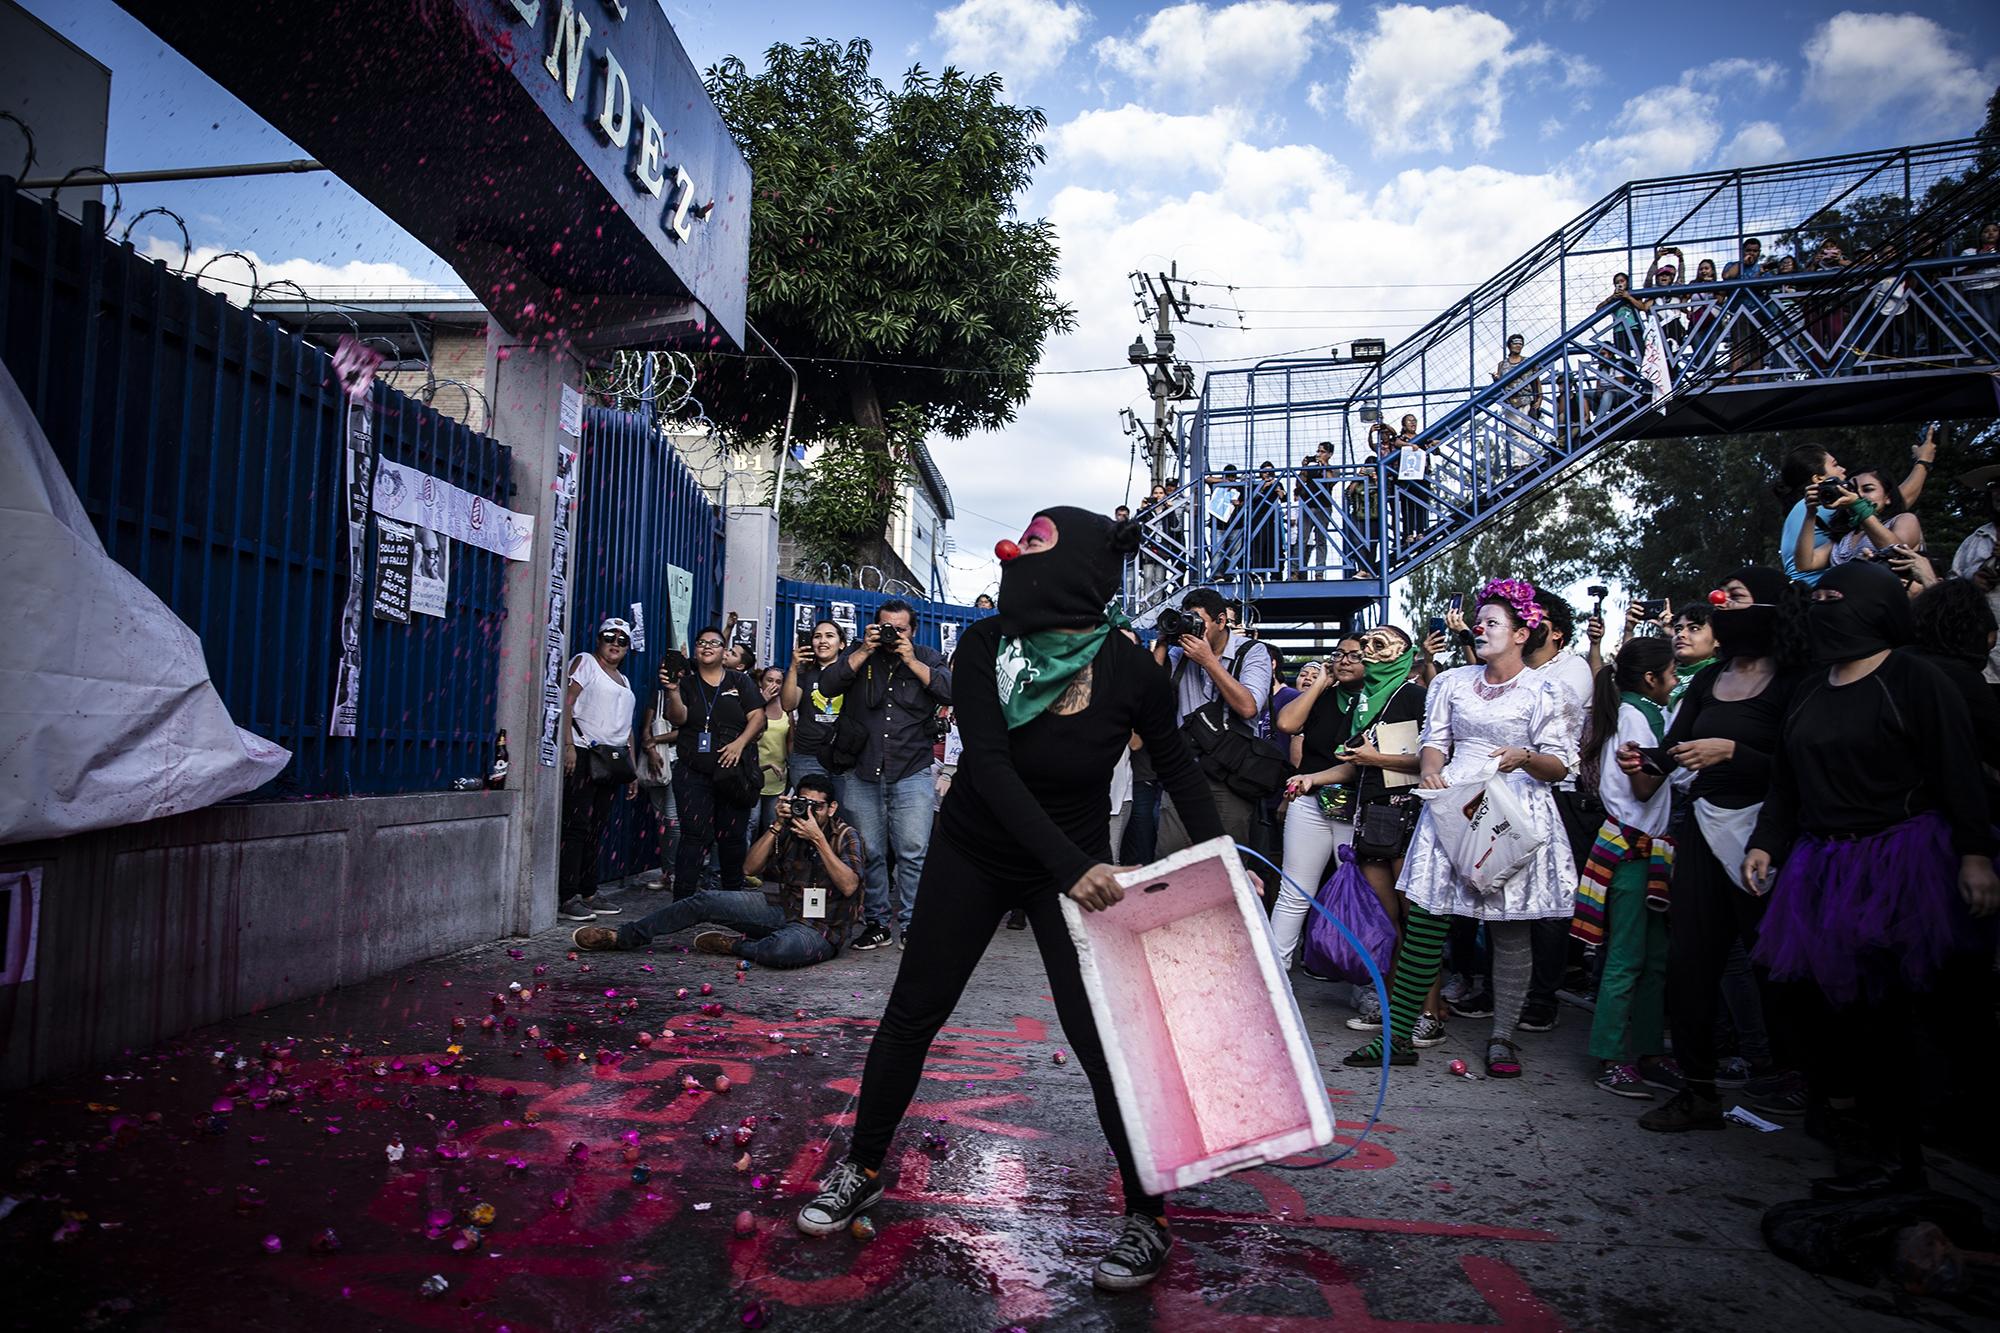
[570,774,863,968]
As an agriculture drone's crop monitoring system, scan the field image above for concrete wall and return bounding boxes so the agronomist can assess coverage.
[0,790,515,1089]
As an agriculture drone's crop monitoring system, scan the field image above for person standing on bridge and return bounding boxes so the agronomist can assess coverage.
[795,506,1221,1293]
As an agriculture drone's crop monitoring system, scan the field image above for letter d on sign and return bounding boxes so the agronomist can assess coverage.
[595,51,632,147]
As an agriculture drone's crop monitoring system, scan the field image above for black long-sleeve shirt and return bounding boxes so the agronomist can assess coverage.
[1751,650,1994,860]
[817,643,952,783]
[1660,663,1793,808]
[939,618,1222,891]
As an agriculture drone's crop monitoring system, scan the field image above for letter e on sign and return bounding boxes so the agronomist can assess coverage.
[631,106,666,198]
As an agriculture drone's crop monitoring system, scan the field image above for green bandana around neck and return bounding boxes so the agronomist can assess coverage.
[996,620,1114,729]
[1349,648,1416,735]
[1621,690,1668,742]
[1668,657,1712,705]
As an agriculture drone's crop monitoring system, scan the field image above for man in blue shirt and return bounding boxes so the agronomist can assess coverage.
[1777,448,1847,587]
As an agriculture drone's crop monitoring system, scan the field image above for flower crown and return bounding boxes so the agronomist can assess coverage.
[1478,577,1545,630]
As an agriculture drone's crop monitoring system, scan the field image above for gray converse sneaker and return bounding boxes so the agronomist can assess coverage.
[1344,986,1384,1031]
[1093,1213,1173,1291]
[1411,1012,1447,1048]
[795,1161,884,1237]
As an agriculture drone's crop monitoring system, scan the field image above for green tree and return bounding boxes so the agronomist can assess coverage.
[1403,461,1628,615]
[694,39,1074,455]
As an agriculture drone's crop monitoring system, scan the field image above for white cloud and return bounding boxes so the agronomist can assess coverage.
[1341,5,1554,155]
[1050,104,1253,178]
[1720,120,1788,167]
[932,124,1589,598]
[1801,12,1993,133]
[1094,1,1341,103]
[934,0,1090,87]
[139,242,442,306]
[1687,57,1785,93]
[1306,81,1332,115]
[1575,83,1723,182]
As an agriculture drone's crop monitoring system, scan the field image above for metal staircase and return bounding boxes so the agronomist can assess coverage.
[1125,135,2000,651]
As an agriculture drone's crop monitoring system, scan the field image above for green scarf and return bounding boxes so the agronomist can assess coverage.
[1621,691,1668,742]
[1668,657,1713,706]
[1349,648,1417,735]
[996,622,1112,729]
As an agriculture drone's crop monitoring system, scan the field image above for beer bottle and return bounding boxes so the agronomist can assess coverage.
[487,729,510,789]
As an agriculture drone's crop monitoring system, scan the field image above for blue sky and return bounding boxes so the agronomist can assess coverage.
[15,0,2000,598]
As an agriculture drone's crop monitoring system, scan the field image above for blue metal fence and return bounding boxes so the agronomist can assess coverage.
[568,406,724,883]
[775,580,990,658]
[0,181,513,798]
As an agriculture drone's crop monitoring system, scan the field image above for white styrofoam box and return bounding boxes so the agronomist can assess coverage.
[1060,835,1336,1196]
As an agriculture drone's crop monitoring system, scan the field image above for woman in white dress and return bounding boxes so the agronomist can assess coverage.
[1344,578,1582,1079]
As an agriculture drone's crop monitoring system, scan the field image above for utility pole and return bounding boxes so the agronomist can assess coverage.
[1122,262,1198,490]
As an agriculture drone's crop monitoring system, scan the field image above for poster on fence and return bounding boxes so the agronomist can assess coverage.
[372,517,415,623]
[940,621,959,657]
[538,443,581,768]
[664,563,694,652]
[628,601,647,652]
[411,526,449,618]
[330,400,376,736]
[830,600,857,642]
[373,456,535,562]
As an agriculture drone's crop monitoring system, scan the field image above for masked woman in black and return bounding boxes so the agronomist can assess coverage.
[1745,561,1997,1195]
[794,507,1222,1291]
[1632,566,1801,1131]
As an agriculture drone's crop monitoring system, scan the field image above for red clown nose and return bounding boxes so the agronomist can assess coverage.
[994,539,1022,563]
[1707,589,1728,606]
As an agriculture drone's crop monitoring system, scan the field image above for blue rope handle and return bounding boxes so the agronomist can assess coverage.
[1232,843,1393,1170]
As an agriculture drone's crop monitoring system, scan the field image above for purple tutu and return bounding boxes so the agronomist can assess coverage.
[1753,811,1990,1006]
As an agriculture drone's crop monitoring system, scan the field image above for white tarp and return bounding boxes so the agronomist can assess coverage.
[0,361,289,844]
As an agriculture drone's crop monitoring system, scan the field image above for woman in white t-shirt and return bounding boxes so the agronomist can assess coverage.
[1578,637,1679,1100]
[557,617,638,923]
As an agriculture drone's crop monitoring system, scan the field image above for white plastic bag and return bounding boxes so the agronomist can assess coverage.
[1694,799,1762,892]
[1417,776,1545,897]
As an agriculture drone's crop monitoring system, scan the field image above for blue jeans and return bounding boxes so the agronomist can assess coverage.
[843,769,936,931]
[788,753,841,803]
[614,889,835,968]
[1121,779,1160,865]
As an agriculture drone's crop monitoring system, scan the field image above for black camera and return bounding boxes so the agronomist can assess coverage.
[1586,583,1609,604]
[1634,598,1664,620]
[1815,479,1852,506]
[658,649,690,681]
[1156,607,1200,640]
[876,623,902,650]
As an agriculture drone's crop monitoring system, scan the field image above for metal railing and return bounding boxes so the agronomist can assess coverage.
[1136,136,2000,618]
[2,179,514,798]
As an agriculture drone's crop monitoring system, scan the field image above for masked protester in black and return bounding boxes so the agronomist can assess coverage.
[1636,566,1803,1133]
[795,506,1223,1292]
[1746,561,1998,1197]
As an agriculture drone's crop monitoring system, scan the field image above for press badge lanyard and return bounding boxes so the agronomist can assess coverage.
[694,674,721,754]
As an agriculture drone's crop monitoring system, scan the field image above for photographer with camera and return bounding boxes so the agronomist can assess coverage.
[783,618,850,794]
[1790,462,1924,576]
[1776,444,1848,587]
[818,600,953,951]
[660,627,766,903]
[1150,588,1278,854]
[570,774,863,968]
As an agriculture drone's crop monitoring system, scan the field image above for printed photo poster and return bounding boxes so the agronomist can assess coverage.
[410,526,449,618]
[628,602,647,653]
[792,602,816,651]
[330,397,377,738]
[538,442,581,768]
[729,616,757,658]
[1395,446,1428,482]
[372,517,415,623]
[939,621,959,658]
[830,600,857,643]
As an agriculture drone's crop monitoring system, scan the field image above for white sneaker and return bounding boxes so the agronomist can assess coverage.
[1440,972,1471,1006]
[1345,987,1383,1031]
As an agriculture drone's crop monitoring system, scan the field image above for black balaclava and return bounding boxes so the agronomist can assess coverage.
[1809,561,1912,665]
[1710,564,1789,659]
[996,506,1140,636]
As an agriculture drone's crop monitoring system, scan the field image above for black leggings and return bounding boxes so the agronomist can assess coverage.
[1665,817,1786,1085]
[558,770,618,902]
[847,834,1163,1215]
